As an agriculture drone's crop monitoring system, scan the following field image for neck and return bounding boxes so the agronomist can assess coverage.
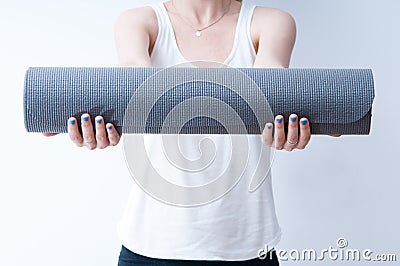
[172,0,232,26]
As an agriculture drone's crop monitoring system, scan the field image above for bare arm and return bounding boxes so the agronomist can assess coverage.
[65,7,158,149]
[114,7,157,67]
[252,8,311,151]
[252,7,296,68]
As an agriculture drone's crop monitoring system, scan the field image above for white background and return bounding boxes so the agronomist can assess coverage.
[1,0,399,265]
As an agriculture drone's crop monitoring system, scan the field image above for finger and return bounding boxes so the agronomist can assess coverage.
[262,123,274,147]
[297,117,311,150]
[81,114,97,150]
[95,116,109,149]
[106,124,120,146]
[329,134,341,137]
[68,117,83,147]
[274,115,285,150]
[284,114,299,151]
[42,133,58,137]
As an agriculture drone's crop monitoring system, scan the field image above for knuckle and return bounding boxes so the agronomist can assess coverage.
[96,135,107,143]
[276,136,285,143]
[87,145,96,151]
[263,140,272,147]
[262,135,271,144]
[70,136,80,143]
[83,134,93,141]
[110,136,121,144]
[111,140,120,146]
[97,144,108,150]
[85,138,94,143]
[300,136,310,143]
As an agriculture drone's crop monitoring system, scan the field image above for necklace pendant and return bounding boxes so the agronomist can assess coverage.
[195,31,201,37]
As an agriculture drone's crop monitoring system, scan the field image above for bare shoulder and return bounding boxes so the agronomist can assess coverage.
[114,6,158,66]
[251,7,296,67]
[253,6,295,26]
[252,6,296,38]
[115,6,157,32]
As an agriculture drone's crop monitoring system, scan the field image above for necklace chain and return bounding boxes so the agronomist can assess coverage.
[171,0,232,37]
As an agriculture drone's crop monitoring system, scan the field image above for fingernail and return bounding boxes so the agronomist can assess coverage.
[290,116,297,123]
[83,116,89,122]
[301,119,307,125]
[96,119,102,125]
[107,125,113,130]
[267,124,272,130]
[277,117,283,124]
[69,119,75,125]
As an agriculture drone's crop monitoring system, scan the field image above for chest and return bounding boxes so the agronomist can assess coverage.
[168,13,239,63]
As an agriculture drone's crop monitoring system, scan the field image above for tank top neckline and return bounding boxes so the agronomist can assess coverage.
[158,1,244,64]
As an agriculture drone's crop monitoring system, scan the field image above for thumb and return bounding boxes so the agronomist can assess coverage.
[42,133,58,137]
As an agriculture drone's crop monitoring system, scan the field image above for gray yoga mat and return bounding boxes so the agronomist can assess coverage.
[23,67,375,135]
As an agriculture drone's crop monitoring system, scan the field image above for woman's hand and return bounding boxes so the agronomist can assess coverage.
[262,114,311,151]
[42,133,58,137]
[68,114,120,150]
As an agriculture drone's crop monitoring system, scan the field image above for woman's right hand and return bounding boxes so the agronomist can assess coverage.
[68,113,120,150]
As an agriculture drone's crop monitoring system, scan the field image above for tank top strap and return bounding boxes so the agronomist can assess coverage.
[225,2,257,67]
[148,1,257,68]
[148,2,187,67]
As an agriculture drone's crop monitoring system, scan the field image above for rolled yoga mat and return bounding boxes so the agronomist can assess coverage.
[24,67,375,135]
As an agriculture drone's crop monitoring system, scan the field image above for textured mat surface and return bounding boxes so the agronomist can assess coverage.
[24,67,375,135]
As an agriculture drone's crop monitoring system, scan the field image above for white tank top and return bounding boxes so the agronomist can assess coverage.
[117,1,282,261]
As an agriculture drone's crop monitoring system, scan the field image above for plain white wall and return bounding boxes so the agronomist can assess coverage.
[1,0,399,265]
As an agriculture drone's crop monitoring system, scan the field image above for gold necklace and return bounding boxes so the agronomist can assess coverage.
[171,0,232,37]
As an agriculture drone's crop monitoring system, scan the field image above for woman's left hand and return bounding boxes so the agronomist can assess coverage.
[262,114,311,151]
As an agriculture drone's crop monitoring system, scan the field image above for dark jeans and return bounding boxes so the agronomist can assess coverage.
[118,246,279,266]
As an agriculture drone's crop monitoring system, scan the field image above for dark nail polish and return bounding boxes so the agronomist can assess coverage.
[301,119,307,125]
[83,116,89,122]
[107,125,113,130]
[69,119,75,125]
[277,117,283,124]
[96,119,102,125]
[290,116,297,123]
[267,124,272,130]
